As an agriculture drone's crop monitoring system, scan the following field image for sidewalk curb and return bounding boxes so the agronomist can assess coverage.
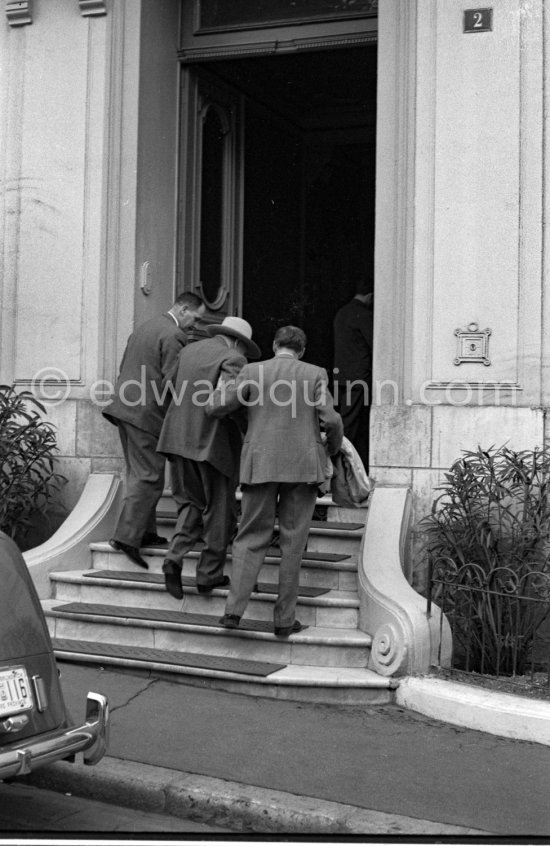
[396,676,550,746]
[22,756,490,835]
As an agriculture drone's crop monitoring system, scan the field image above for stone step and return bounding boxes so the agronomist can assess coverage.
[157,490,338,517]
[50,570,360,629]
[52,637,395,705]
[43,600,371,668]
[90,543,359,591]
[302,531,361,557]
[155,516,364,555]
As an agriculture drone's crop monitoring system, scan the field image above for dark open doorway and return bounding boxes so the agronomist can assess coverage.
[198,45,377,370]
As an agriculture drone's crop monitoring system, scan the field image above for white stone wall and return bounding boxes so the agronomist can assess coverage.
[371,404,544,531]
[0,0,108,388]
[0,0,180,517]
[0,0,113,518]
[374,0,546,578]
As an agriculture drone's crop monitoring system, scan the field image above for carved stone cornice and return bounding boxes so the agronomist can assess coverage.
[79,0,106,16]
[6,0,32,26]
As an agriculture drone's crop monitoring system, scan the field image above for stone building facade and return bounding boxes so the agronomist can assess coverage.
[1,0,547,563]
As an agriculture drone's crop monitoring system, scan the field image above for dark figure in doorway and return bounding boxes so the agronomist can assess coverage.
[333,281,373,471]
[103,292,205,569]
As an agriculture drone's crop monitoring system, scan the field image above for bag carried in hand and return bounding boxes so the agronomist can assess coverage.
[330,436,373,508]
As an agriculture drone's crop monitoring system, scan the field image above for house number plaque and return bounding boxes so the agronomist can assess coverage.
[454,322,491,366]
[464,8,493,32]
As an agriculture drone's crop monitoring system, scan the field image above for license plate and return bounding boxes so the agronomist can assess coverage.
[0,667,33,716]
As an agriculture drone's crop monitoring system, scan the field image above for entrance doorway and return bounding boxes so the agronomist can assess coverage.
[181,45,377,372]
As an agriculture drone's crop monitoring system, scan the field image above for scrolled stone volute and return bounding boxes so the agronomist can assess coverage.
[369,622,407,676]
[358,486,452,677]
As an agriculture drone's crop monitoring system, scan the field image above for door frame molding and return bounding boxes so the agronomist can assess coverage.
[178,31,377,63]
[177,67,244,318]
[373,0,416,406]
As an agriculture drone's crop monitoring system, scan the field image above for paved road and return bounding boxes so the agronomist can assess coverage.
[54,663,550,837]
[0,780,229,834]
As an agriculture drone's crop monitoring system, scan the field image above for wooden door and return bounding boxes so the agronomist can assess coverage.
[177,68,244,325]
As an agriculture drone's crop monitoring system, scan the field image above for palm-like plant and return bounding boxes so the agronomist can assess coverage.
[0,384,66,547]
[421,445,550,675]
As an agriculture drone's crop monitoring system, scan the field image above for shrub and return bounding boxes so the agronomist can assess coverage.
[0,384,66,548]
[420,445,550,676]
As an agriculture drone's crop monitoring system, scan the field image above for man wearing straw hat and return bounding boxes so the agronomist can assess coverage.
[157,316,260,599]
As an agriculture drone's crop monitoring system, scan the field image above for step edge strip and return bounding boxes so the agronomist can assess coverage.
[90,541,354,560]
[53,650,282,682]
[155,517,364,537]
[53,650,391,687]
[89,546,358,570]
[51,575,359,607]
[46,606,372,645]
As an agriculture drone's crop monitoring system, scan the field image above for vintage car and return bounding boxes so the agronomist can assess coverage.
[0,531,109,780]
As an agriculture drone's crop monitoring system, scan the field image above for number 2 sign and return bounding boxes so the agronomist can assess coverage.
[464,8,493,32]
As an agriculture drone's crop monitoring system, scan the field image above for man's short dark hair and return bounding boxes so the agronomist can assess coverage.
[355,277,373,297]
[273,325,307,354]
[174,291,204,309]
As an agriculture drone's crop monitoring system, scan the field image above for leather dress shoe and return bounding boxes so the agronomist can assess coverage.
[197,575,230,594]
[274,620,304,638]
[141,532,168,547]
[218,614,240,629]
[164,570,183,600]
[109,539,148,570]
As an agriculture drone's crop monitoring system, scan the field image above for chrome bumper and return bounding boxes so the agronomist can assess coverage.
[0,691,109,780]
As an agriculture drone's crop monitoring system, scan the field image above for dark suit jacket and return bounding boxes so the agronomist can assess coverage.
[103,313,189,438]
[157,336,246,479]
[333,297,373,384]
[208,353,343,485]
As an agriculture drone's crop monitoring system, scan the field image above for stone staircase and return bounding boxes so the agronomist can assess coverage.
[41,492,400,704]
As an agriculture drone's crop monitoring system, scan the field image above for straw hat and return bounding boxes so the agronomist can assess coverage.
[205,316,260,359]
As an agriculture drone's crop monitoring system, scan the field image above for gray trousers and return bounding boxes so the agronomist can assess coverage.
[224,481,318,628]
[113,421,165,547]
[164,457,236,587]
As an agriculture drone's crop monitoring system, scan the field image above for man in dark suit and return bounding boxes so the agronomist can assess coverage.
[333,281,373,471]
[157,316,260,599]
[102,292,205,569]
[208,325,343,637]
